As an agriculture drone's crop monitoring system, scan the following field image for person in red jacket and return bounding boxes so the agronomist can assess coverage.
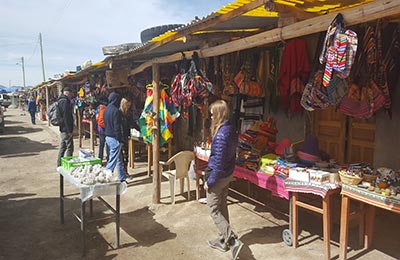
[96,95,109,162]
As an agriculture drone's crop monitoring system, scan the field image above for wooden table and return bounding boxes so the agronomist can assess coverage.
[284,180,341,260]
[128,136,172,176]
[339,184,400,260]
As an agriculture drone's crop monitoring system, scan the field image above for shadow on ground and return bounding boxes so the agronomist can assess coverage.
[0,193,177,260]
[0,124,43,136]
[0,136,56,157]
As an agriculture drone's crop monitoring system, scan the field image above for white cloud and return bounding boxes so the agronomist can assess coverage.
[0,0,231,86]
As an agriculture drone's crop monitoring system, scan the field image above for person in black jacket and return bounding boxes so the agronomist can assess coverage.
[57,87,75,167]
[104,92,126,182]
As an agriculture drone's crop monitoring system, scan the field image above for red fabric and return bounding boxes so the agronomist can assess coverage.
[278,38,310,116]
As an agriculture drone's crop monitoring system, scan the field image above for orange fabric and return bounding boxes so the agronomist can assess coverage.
[96,105,106,128]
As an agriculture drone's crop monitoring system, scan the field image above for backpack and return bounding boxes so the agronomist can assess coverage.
[47,101,63,126]
[96,104,106,128]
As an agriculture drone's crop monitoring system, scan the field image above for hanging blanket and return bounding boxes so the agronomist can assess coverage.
[139,85,180,146]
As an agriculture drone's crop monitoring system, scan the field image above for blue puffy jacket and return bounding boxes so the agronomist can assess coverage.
[206,121,238,187]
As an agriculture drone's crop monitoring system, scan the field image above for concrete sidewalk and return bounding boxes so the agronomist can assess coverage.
[1,108,399,260]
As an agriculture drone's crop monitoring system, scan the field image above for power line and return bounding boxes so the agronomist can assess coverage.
[25,39,39,63]
[45,0,73,32]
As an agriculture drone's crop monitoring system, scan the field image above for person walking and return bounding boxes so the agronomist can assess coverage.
[27,96,37,125]
[204,99,243,260]
[57,87,75,167]
[104,92,126,182]
[120,97,133,176]
[96,95,109,162]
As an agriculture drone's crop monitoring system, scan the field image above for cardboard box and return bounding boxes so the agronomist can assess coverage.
[289,167,310,182]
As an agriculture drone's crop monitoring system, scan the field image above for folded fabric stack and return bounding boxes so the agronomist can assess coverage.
[273,159,292,178]
[236,117,279,172]
[236,130,260,171]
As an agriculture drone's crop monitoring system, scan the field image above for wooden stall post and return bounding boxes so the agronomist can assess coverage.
[152,63,161,204]
[90,119,95,153]
[78,110,82,148]
[46,85,50,126]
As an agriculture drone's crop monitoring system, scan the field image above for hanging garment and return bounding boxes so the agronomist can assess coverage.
[139,84,180,146]
[278,38,310,117]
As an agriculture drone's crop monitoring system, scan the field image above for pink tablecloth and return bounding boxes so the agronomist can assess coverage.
[233,166,289,200]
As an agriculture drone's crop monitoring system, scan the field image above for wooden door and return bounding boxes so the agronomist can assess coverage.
[346,117,375,165]
[313,108,346,164]
[313,108,376,165]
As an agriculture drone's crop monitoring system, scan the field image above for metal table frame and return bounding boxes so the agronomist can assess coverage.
[59,174,121,256]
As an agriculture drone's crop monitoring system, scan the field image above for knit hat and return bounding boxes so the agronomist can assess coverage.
[275,138,291,156]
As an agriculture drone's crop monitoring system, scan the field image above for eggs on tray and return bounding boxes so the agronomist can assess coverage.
[69,164,116,185]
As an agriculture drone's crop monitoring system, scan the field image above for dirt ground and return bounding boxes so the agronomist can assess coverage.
[1,108,399,260]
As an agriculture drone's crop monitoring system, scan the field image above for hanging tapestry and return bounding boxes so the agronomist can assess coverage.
[139,83,180,146]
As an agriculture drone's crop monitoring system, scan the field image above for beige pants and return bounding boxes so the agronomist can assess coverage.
[207,174,234,242]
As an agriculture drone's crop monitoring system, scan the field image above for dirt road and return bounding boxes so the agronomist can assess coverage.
[0,108,398,260]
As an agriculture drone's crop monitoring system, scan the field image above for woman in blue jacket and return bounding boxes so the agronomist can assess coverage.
[205,100,243,260]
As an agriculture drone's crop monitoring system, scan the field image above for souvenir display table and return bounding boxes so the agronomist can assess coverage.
[193,147,289,200]
[339,184,400,260]
[57,167,127,255]
[234,166,289,199]
[284,180,341,260]
[128,136,172,176]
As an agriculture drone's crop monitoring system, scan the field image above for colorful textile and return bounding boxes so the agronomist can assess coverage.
[284,179,340,198]
[139,84,179,146]
[234,166,289,200]
[322,30,358,87]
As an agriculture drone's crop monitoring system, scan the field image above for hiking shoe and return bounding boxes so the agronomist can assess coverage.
[207,238,228,252]
[230,238,243,260]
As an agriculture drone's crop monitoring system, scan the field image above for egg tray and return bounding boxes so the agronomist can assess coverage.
[61,156,102,170]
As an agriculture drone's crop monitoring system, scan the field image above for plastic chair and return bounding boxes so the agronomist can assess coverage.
[160,151,194,204]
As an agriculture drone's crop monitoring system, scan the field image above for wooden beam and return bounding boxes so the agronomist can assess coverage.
[129,0,400,75]
[130,51,194,76]
[45,85,50,126]
[202,0,400,57]
[115,0,269,61]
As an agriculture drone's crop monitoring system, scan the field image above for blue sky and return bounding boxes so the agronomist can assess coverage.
[0,0,232,87]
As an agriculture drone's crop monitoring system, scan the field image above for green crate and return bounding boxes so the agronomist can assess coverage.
[61,156,101,170]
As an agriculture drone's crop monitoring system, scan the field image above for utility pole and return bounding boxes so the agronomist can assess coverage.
[39,33,46,82]
[21,57,26,89]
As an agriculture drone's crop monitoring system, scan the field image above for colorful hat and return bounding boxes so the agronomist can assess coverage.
[275,138,291,156]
